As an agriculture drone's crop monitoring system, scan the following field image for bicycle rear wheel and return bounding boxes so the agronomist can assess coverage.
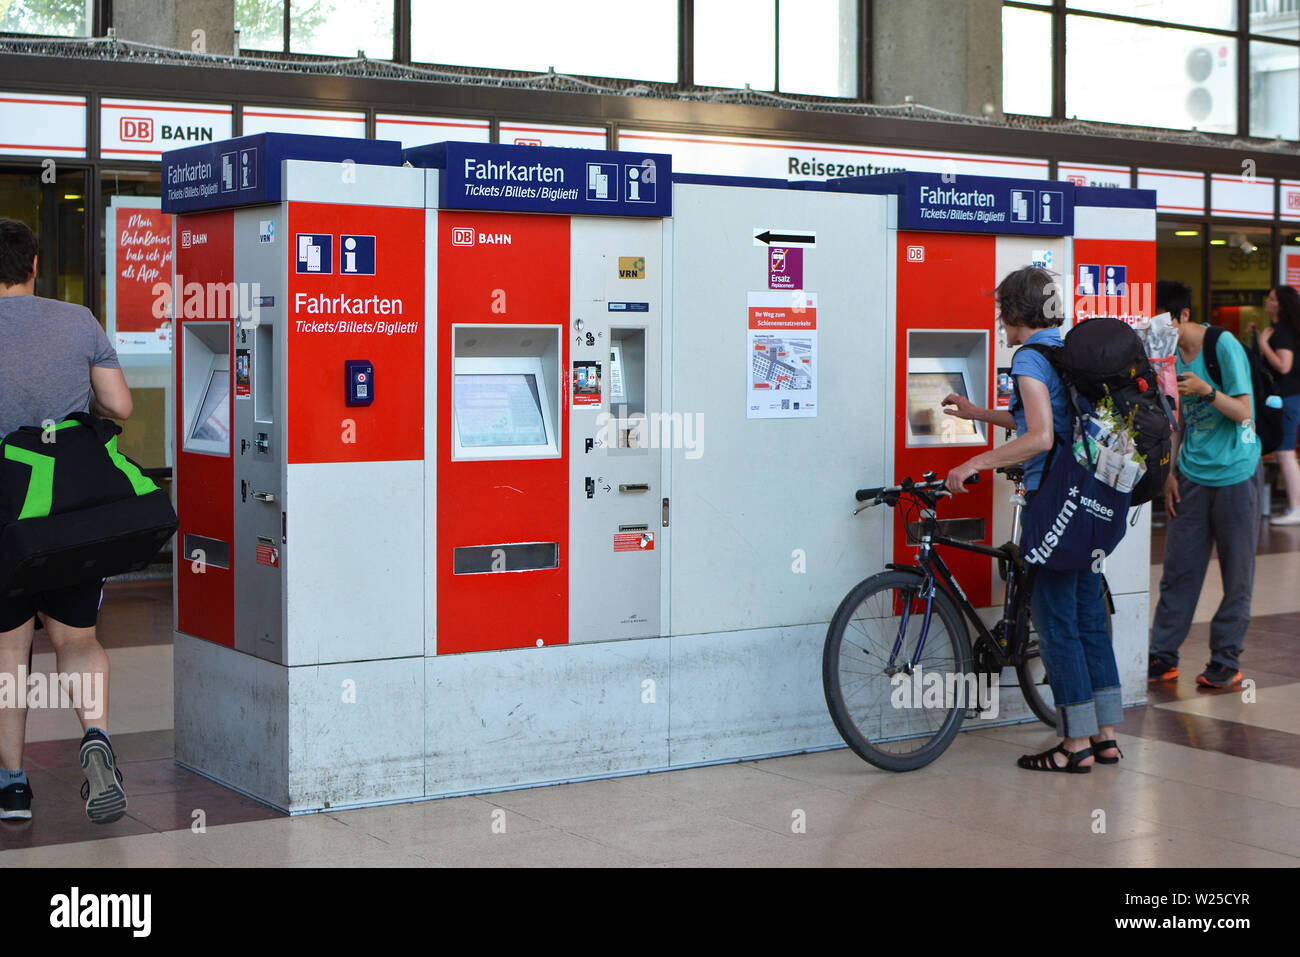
[823,569,972,772]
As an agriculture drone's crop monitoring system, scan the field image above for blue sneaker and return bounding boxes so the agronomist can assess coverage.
[0,780,32,821]
[79,730,127,824]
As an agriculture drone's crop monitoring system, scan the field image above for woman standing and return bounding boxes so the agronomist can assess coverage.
[1257,285,1300,525]
[941,265,1120,773]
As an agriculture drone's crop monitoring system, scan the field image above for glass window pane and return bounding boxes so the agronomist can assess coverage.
[290,0,392,59]
[1248,0,1299,39]
[1067,1,1236,31]
[695,0,775,90]
[1210,226,1274,340]
[1251,40,1300,138]
[235,0,286,52]
[0,0,90,36]
[412,1,677,82]
[1156,221,1205,322]
[1067,16,1237,133]
[1003,6,1053,116]
[778,0,857,98]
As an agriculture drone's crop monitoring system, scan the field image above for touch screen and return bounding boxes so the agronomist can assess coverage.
[191,369,231,442]
[906,371,977,438]
[454,373,549,448]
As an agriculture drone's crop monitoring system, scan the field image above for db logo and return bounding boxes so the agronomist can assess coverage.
[1288,193,1300,210]
[1066,175,1087,186]
[906,245,925,263]
[181,230,192,249]
[512,138,543,146]
[120,117,154,142]
[451,227,475,246]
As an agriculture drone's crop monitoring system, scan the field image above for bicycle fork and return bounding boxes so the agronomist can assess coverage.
[888,571,936,675]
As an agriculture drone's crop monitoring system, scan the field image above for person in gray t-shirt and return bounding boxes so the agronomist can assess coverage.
[0,217,134,824]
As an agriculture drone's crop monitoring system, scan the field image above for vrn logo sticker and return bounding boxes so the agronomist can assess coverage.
[340,235,376,275]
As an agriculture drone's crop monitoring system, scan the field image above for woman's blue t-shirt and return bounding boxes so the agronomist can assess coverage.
[1009,328,1072,491]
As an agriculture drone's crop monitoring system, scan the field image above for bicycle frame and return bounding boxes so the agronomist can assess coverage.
[883,508,1029,673]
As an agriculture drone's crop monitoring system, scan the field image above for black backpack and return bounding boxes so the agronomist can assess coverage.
[0,412,177,598]
[1202,326,1283,455]
[1023,317,1177,507]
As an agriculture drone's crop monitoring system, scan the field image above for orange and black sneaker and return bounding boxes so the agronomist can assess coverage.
[1148,654,1179,683]
[1197,662,1243,688]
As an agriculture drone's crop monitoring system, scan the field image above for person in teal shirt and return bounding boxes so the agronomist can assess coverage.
[1149,280,1261,689]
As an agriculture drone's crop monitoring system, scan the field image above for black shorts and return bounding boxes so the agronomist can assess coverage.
[0,580,104,632]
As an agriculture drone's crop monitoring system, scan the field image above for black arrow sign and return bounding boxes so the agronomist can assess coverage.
[755,230,815,246]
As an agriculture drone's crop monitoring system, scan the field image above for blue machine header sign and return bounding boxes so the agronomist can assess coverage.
[814,172,1075,237]
[161,133,403,214]
[405,142,672,218]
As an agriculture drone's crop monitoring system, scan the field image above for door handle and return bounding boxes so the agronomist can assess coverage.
[251,490,276,503]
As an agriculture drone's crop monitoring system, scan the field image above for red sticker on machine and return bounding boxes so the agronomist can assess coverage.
[613,531,654,552]
[256,542,280,567]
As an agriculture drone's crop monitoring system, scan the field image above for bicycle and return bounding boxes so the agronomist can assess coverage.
[822,467,1114,772]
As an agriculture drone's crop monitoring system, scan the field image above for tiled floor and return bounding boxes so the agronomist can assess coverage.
[2,520,1298,867]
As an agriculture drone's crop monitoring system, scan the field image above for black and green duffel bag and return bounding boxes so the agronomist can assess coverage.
[0,412,178,599]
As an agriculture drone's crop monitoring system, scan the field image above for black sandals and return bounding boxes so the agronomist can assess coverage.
[1016,743,1093,773]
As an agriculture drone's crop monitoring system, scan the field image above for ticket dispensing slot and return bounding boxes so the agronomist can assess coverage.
[182,322,231,456]
[608,327,645,449]
[904,330,989,449]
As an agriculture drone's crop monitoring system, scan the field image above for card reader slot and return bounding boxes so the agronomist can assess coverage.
[618,523,649,532]
[618,483,650,493]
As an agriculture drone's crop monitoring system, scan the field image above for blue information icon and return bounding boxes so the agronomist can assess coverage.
[1104,265,1127,296]
[1040,189,1065,225]
[586,163,619,202]
[339,234,376,276]
[624,163,655,203]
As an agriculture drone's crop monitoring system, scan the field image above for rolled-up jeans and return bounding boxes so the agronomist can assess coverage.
[1028,565,1122,739]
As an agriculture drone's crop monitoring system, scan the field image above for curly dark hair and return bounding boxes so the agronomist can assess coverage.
[995,265,1063,329]
[0,218,38,287]
[1272,285,1300,340]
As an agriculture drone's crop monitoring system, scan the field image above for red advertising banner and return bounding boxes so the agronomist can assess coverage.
[108,203,173,352]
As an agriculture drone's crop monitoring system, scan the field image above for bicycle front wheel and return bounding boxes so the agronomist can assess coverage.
[823,570,972,772]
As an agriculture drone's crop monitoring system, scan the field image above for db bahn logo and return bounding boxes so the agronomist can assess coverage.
[120,117,154,142]
[451,227,475,246]
[906,245,925,262]
[1288,192,1300,210]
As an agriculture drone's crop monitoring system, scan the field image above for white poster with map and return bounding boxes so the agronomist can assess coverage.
[747,290,818,419]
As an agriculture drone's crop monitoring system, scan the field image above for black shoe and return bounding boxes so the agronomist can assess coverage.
[1197,661,1243,688]
[79,730,127,824]
[1148,653,1179,683]
[0,780,32,821]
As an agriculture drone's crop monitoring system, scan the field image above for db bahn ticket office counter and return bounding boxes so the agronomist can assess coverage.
[163,135,1155,811]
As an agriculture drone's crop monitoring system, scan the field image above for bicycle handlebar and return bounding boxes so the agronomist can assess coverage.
[855,472,978,504]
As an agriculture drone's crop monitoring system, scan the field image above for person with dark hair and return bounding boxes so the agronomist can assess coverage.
[0,217,134,823]
[1256,285,1300,523]
[1148,278,1260,688]
[942,265,1120,772]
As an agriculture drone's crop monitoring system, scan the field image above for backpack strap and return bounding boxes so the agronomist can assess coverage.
[1009,342,1063,413]
[1202,326,1225,390]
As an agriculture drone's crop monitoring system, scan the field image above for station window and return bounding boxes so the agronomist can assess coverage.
[236,0,395,59]
[1251,40,1300,139]
[1210,225,1274,338]
[1067,1,1237,32]
[1003,4,1052,117]
[411,0,677,82]
[777,0,858,98]
[0,0,91,36]
[0,164,86,304]
[1066,16,1237,133]
[1155,221,1205,323]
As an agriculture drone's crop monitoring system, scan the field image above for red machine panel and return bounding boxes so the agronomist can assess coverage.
[436,212,571,654]
[1072,238,1157,324]
[285,203,425,464]
[894,231,997,608]
[175,209,235,646]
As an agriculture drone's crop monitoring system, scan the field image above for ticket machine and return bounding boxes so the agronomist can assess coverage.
[166,138,1154,811]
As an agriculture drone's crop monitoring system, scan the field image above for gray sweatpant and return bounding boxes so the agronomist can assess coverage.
[1149,465,1261,670]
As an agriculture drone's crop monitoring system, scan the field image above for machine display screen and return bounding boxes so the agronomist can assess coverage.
[906,371,977,438]
[454,373,549,447]
[191,369,231,442]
